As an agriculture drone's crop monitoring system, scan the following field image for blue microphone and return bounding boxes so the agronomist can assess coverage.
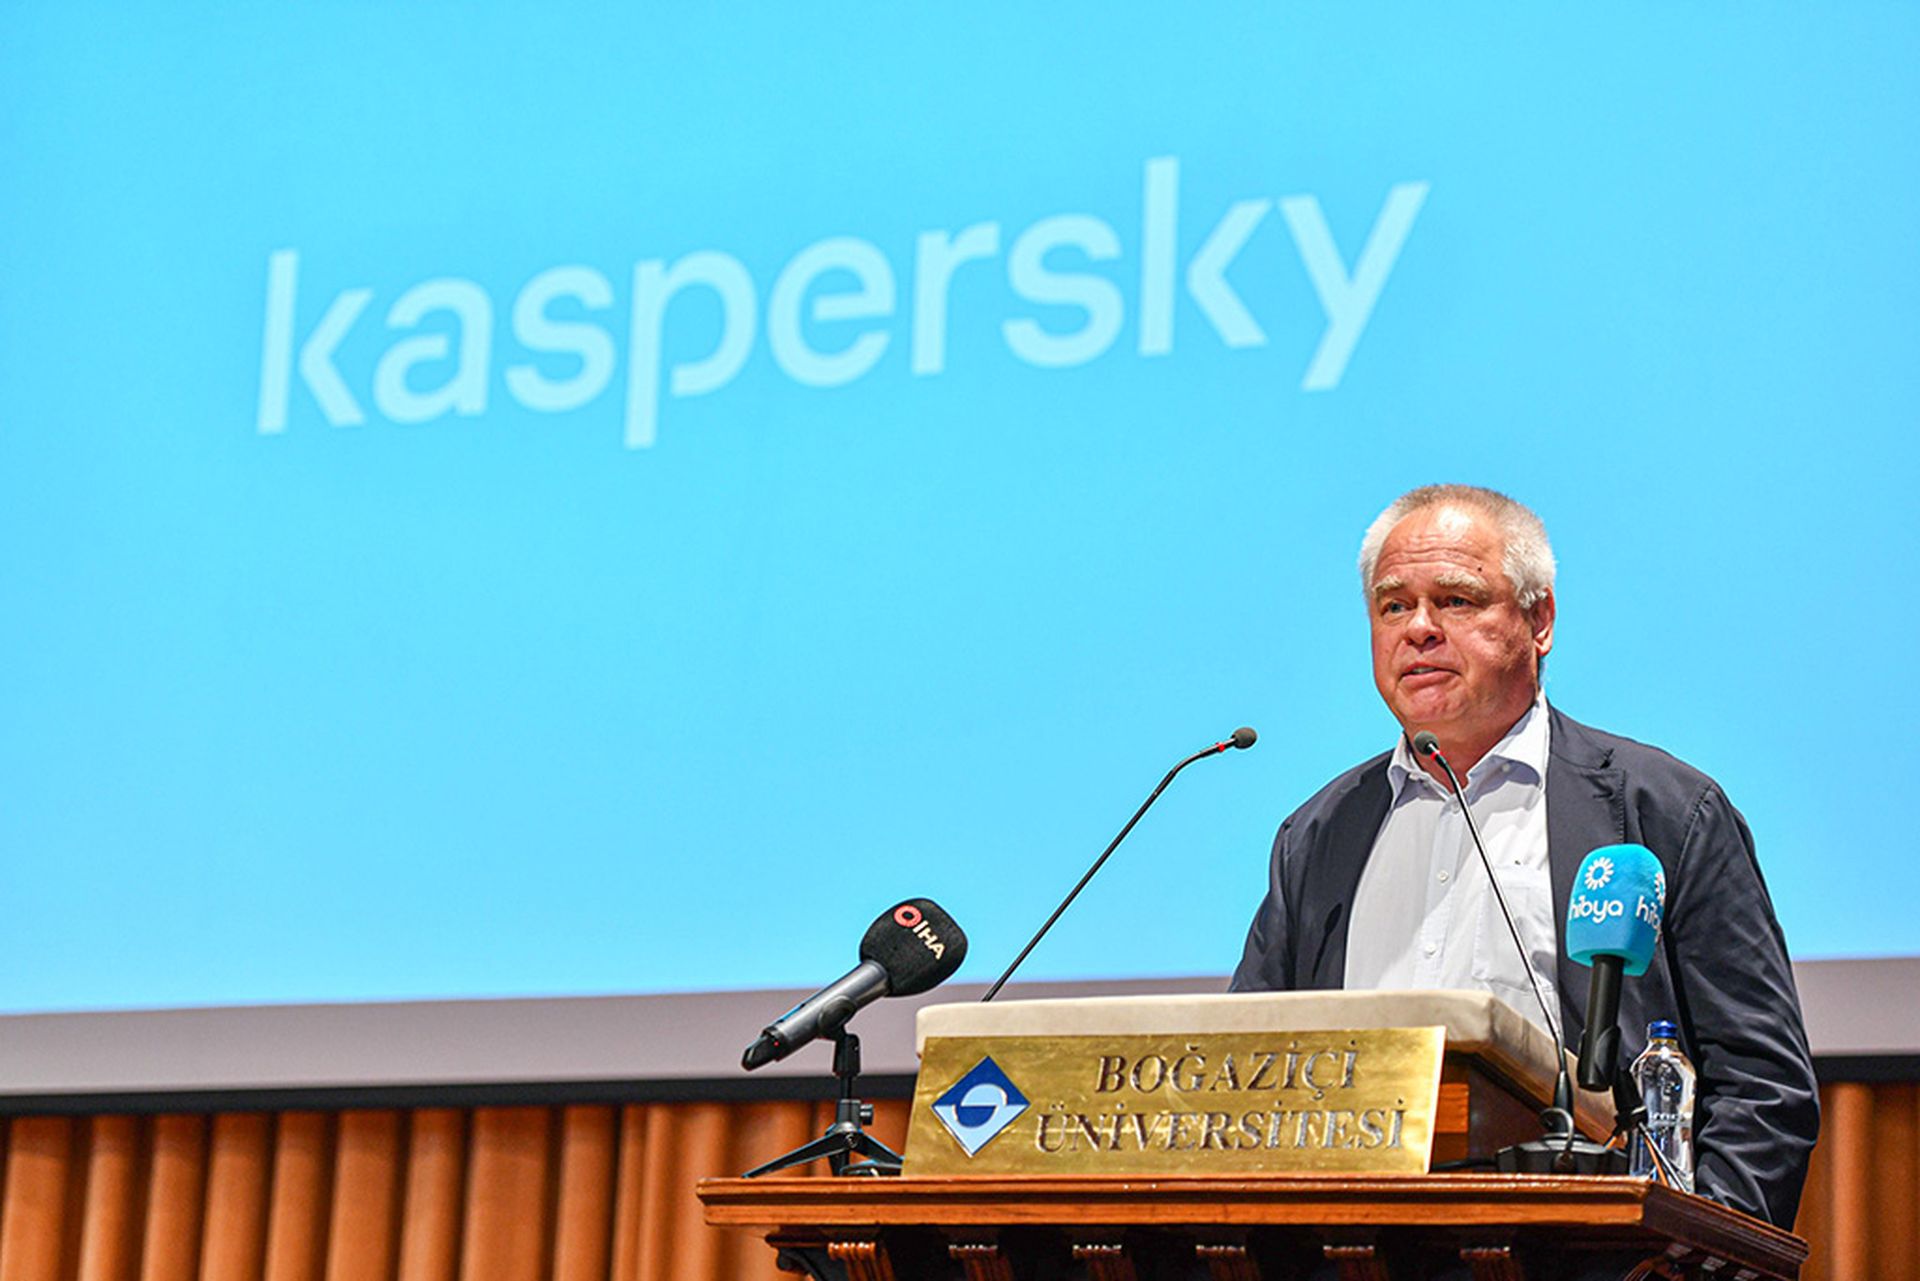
[1566,843,1667,1090]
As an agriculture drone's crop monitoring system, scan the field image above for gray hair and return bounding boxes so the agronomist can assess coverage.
[1358,484,1556,609]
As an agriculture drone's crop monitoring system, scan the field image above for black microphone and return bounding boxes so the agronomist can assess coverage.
[741,898,968,1070]
[1410,731,1576,1121]
[981,727,1256,1002]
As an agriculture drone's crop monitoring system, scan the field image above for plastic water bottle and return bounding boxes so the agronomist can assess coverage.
[1629,1019,1696,1192]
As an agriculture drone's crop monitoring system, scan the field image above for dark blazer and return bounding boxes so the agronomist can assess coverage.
[1230,705,1819,1228]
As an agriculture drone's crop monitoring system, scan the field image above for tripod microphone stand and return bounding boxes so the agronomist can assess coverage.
[741,1029,902,1178]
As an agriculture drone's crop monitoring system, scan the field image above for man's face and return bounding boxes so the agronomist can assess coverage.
[1368,504,1554,749]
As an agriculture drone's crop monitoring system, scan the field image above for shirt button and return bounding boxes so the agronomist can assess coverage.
[1422,943,1437,957]
[1437,870,1451,883]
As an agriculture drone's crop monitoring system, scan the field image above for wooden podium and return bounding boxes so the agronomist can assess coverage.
[698,993,1808,1280]
[700,1171,1805,1280]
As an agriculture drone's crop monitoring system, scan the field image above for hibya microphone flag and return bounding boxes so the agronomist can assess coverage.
[1566,844,1666,977]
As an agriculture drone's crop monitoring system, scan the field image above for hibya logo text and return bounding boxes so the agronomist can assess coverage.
[1568,889,1663,931]
[255,158,1429,449]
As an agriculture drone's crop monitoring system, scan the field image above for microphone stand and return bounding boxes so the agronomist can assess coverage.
[983,730,1255,1001]
[740,1029,903,1178]
[1413,734,1626,1175]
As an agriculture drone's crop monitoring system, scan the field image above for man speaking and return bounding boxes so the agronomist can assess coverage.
[1230,485,1819,1227]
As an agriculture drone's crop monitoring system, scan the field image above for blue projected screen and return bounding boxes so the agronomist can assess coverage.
[2,5,1916,1016]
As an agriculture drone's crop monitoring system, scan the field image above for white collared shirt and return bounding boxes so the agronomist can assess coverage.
[1344,693,1562,1038]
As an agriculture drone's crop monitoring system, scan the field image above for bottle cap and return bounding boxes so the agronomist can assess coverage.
[1647,1019,1678,1041]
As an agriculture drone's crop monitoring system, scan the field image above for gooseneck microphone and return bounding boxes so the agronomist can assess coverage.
[1410,731,1576,1121]
[741,898,968,1070]
[981,727,1256,1002]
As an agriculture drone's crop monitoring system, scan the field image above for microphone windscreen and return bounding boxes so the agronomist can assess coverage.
[859,897,969,996]
[1565,843,1666,976]
[1411,731,1441,758]
[1230,726,1257,750]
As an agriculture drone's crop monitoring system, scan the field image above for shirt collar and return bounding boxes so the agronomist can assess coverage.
[1387,689,1551,801]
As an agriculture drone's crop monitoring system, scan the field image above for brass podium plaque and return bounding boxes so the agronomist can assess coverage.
[904,1026,1445,1175]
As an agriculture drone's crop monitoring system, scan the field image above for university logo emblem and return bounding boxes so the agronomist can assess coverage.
[930,1056,1030,1156]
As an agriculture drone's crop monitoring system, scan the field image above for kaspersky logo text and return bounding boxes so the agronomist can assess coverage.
[255,158,1429,449]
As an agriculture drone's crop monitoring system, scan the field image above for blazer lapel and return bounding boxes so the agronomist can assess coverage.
[1304,766,1393,988]
[1545,705,1625,1044]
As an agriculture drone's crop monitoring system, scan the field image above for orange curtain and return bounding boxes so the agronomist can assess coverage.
[0,1085,1907,1281]
[1797,1082,1920,1280]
